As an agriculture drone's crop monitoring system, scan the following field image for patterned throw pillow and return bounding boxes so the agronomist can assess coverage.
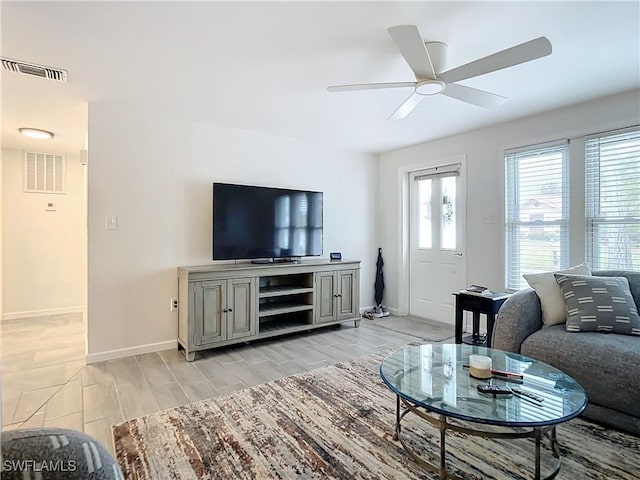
[554,274,640,335]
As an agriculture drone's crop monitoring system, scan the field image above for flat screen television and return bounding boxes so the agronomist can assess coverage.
[212,182,323,261]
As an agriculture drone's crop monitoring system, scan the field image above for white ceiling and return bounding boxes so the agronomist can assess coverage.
[2,1,639,155]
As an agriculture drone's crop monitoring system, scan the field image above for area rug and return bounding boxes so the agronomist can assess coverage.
[368,315,454,342]
[113,348,639,480]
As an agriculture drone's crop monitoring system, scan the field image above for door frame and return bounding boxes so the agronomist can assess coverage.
[396,154,467,317]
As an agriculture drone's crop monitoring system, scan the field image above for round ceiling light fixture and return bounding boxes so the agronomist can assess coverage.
[415,79,446,96]
[18,128,55,139]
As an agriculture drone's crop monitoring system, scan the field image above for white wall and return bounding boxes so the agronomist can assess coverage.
[379,89,640,313]
[87,101,378,359]
[2,148,86,318]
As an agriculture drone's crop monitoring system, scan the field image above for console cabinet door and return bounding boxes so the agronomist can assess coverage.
[194,280,226,345]
[337,269,358,320]
[227,277,257,340]
[315,271,337,323]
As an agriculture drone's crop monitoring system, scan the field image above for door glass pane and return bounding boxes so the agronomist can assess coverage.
[441,176,456,249]
[418,179,432,248]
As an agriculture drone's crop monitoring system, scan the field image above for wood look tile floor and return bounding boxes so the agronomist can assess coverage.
[1,313,455,455]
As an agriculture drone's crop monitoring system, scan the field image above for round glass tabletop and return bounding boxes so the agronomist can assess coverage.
[379,344,587,427]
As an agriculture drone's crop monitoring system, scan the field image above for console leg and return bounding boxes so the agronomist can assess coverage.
[185,351,195,362]
[354,319,360,328]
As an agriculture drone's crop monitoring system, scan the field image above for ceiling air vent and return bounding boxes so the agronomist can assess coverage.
[1,57,67,82]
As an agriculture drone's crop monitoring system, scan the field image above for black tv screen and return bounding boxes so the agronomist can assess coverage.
[212,183,323,260]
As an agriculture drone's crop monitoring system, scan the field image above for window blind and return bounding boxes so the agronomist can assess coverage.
[505,141,569,290]
[413,163,461,180]
[585,128,640,270]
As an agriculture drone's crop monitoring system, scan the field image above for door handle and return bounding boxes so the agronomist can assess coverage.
[454,252,463,256]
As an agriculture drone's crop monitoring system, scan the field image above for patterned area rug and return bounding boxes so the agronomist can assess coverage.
[113,348,639,479]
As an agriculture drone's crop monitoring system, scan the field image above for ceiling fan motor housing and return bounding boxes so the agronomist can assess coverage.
[425,41,448,76]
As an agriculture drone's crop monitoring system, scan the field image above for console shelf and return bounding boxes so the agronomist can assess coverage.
[177,259,361,361]
[258,312,313,336]
[258,302,313,316]
[259,285,314,298]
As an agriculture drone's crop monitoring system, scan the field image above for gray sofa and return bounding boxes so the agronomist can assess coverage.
[1,428,123,479]
[492,270,640,436]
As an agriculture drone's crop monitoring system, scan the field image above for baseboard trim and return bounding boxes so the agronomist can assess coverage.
[2,306,84,321]
[86,340,177,364]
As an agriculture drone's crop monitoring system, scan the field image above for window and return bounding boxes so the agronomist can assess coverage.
[585,128,640,270]
[413,163,460,251]
[417,178,432,249]
[505,141,569,290]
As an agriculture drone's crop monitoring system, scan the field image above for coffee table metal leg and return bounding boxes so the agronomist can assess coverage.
[393,395,400,440]
[439,415,448,480]
[544,427,562,480]
[391,397,562,480]
[534,427,542,479]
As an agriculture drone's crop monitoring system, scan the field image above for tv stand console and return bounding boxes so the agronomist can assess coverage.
[177,259,361,361]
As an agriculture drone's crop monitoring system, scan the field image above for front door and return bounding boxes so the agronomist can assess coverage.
[409,164,466,323]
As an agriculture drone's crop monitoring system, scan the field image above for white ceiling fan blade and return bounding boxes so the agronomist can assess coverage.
[388,92,425,120]
[438,37,552,84]
[388,25,436,79]
[327,82,415,92]
[442,83,507,108]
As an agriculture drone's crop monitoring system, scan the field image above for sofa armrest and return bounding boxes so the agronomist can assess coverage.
[491,288,543,353]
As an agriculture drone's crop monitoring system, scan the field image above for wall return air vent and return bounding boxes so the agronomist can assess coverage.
[1,57,67,82]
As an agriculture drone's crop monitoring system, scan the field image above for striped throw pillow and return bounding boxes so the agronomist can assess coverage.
[554,274,640,335]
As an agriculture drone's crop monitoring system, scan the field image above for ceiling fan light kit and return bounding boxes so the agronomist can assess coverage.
[327,25,552,119]
[415,80,445,96]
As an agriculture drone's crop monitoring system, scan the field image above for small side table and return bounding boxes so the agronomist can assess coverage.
[454,291,510,348]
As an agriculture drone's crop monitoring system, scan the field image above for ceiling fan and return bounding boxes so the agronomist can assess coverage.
[327,25,552,120]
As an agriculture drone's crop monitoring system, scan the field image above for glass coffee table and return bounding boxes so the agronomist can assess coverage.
[380,344,587,480]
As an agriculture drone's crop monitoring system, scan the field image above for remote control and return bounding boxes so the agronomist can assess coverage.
[511,388,544,403]
[477,384,512,395]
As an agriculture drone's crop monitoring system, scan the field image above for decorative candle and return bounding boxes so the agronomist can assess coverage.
[469,354,492,379]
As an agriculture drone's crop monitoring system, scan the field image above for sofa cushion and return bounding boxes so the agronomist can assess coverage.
[521,325,640,419]
[555,273,640,336]
[523,262,592,327]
